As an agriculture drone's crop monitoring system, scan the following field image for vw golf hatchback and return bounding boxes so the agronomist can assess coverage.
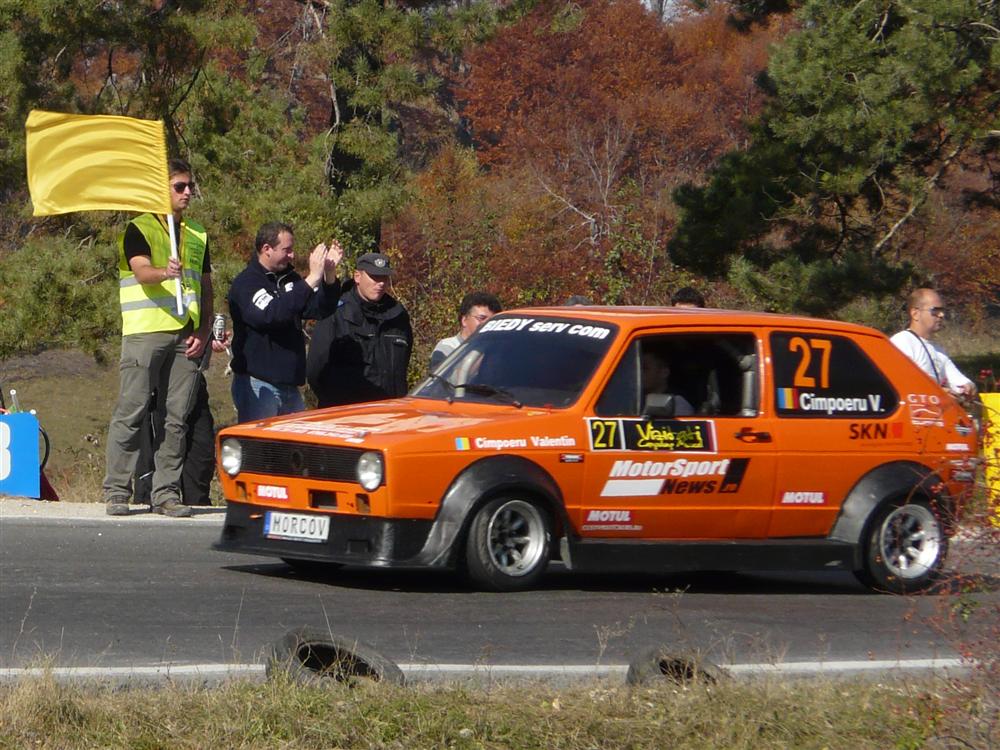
[214,307,977,592]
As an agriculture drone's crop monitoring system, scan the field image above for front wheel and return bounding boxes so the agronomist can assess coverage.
[464,497,551,591]
[857,499,947,594]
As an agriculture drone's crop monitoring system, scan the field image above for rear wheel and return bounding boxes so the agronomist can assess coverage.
[857,499,947,593]
[464,497,551,591]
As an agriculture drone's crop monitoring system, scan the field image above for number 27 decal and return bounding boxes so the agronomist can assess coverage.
[788,336,832,388]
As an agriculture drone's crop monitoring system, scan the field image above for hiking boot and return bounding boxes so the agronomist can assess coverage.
[153,499,192,518]
[106,499,130,516]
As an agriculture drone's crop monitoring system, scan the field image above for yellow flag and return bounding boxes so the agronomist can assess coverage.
[26,110,171,216]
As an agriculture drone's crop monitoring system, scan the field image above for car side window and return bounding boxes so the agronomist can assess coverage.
[769,331,896,418]
[595,333,758,417]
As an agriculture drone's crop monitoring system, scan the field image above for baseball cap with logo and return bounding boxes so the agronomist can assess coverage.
[355,252,395,277]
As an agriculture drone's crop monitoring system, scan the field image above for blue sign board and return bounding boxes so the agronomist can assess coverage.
[0,413,40,499]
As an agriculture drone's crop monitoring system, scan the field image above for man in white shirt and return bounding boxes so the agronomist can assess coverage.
[429,291,501,371]
[890,288,975,398]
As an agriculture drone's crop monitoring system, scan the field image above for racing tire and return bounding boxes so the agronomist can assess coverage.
[625,647,727,686]
[281,558,344,578]
[464,496,551,591]
[856,498,947,594]
[266,627,405,686]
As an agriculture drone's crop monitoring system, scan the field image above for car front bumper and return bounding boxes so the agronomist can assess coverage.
[213,501,438,568]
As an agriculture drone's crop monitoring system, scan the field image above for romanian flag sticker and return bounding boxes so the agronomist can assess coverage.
[455,437,471,451]
[777,388,798,409]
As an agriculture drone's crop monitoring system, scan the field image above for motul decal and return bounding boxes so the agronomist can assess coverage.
[256,484,289,500]
[581,509,642,532]
[780,491,825,505]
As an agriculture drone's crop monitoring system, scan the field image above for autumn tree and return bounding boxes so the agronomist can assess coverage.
[458,0,789,304]
[669,0,1000,318]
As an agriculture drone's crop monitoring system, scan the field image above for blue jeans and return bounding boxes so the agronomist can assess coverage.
[232,373,305,423]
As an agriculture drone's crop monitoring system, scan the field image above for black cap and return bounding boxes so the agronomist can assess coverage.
[355,252,394,277]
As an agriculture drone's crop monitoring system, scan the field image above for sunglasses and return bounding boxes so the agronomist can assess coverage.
[922,306,946,316]
[172,181,196,194]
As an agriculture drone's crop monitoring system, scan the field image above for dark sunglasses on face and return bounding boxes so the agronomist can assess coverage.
[924,306,946,316]
[172,181,196,194]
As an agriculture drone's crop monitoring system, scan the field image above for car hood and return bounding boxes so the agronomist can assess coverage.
[230,397,568,451]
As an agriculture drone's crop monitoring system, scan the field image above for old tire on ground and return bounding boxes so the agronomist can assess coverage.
[464,496,551,591]
[626,647,727,686]
[280,558,344,577]
[266,627,405,686]
[856,499,947,594]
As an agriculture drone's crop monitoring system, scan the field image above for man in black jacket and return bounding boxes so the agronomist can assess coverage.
[228,222,342,422]
[307,252,412,407]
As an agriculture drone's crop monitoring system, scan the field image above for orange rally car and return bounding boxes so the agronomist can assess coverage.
[213,307,978,592]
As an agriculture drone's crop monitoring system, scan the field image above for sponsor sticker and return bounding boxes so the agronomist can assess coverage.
[252,288,273,310]
[267,413,487,438]
[581,509,642,531]
[455,437,470,451]
[780,491,825,505]
[848,422,903,440]
[600,457,748,497]
[907,394,944,427]
[946,443,971,452]
[588,418,715,453]
[256,484,289,500]
[479,317,612,340]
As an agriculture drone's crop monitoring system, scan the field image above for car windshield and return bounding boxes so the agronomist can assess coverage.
[412,315,618,408]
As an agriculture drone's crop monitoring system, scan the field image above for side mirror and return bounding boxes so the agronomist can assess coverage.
[642,393,676,419]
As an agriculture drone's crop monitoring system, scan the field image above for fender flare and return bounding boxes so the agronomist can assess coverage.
[828,460,948,565]
[410,455,566,568]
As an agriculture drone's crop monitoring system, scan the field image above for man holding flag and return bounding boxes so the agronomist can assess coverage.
[103,158,213,517]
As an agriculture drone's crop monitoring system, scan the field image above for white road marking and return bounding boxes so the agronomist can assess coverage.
[0,658,969,683]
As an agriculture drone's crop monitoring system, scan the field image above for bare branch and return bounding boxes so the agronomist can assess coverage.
[873,139,966,253]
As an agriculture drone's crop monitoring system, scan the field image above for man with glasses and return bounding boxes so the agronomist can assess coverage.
[890,287,975,398]
[429,291,502,371]
[103,158,213,517]
[307,252,413,407]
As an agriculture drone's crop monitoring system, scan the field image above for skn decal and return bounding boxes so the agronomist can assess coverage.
[848,422,903,440]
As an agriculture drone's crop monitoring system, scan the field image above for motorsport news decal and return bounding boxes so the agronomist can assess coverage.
[600,457,750,497]
[588,417,715,452]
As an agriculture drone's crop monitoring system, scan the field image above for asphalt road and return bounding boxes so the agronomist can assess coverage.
[1,505,996,672]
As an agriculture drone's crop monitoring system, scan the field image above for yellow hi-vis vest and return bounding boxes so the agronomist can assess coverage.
[118,213,207,335]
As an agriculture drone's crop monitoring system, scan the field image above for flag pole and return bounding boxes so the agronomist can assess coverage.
[166,214,185,316]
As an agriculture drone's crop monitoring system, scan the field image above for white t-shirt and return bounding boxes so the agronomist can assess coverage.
[889,330,972,393]
[429,334,464,371]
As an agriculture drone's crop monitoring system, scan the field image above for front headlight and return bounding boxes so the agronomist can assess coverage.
[220,438,243,476]
[356,451,384,491]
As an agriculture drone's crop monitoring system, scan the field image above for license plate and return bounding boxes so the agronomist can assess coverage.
[263,511,330,543]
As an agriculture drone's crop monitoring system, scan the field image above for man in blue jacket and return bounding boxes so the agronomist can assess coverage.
[228,222,343,422]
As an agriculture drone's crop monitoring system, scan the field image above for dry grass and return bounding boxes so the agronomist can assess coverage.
[2,672,995,750]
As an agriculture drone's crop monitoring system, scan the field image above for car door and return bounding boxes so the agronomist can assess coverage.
[579,329,777,539]
[765,328,905,537]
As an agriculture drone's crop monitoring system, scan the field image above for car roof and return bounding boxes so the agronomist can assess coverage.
[502,306,885,337]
